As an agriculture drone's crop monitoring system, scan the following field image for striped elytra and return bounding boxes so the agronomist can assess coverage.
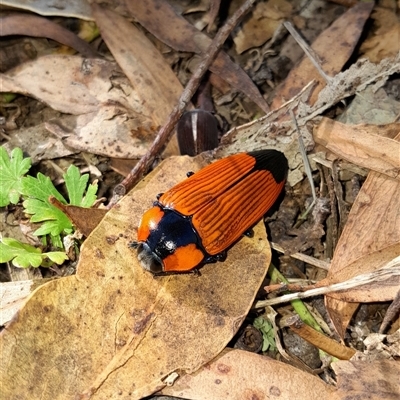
[135,150,288,274]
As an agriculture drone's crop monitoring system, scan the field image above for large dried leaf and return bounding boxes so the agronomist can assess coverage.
[160,349,335,400]
[314,118,400,180]
[1,0,92,20]
[0,56,158,158]
[325,133,400,338]
[333,359,400,399]
[0,155,271,399]
[125,0,270,113]
[91,4,185,128]
[233,0,293,54]
[0,13,96,57]
[271,2,374,109]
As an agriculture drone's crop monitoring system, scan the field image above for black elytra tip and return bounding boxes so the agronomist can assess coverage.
[186,171,195,178]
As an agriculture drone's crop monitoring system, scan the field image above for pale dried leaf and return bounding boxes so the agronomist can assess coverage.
[360,7,400,62]
[233,0,292,54]
[333,359,400,400]
[313,118,400,180]
[325,134,400,338]
[0,55,158,158]
[0,279,51,325]
[271,2,375,108]
[160,349,336,400]
[1,0,92,20]
[91,4,185,128]
[325,244,400,302]
[0,155,271,399]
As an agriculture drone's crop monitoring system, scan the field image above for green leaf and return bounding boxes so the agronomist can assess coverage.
[21,172,73,240]
[21,173,67,204]
[64,165,89,205]
[0,147,31,206]
[22,198,72,236]
[46,251,69,264]
[254,317,277,352]
[0,237,68,268]
[64,165,98,207]
[81,182,98,208]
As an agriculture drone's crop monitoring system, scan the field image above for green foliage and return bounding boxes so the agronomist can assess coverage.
[0,237,68,268]
[0,146,99,268]
[253,316,277,352]
[0,147,31,207]
[20,165,98,240]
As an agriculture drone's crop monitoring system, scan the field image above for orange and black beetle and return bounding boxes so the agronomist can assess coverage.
[133,150,288,274]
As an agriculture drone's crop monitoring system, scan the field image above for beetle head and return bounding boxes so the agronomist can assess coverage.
[137,242,164,274]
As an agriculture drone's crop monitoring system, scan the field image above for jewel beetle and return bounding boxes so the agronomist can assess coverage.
[134,149,288,274]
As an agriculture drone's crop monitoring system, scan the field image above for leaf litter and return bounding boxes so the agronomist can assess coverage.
[1,1,400,399]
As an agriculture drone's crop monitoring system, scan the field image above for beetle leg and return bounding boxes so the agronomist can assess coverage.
[204,251,227,263]
[156,193,164,200]
[128,241,138,249]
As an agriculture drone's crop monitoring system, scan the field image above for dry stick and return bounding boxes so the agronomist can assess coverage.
[283,21,332,84]
[255,256,400,308]
[109,0,257,206]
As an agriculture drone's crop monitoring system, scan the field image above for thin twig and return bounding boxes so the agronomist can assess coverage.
[283,21,332,84]
[254,256,400,308]
[290,109,317,227]
[109,0,257,206]
[270,242,330,271]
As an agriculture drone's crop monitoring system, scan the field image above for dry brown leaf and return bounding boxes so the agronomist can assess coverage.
[91,4,185,128]
[0,13,97,57]
[333,359,400,399]
[323,243,400,303]
[271,2,374,109]
[0,155,271,400]
[361,25,400,63]
[233,0,293,54]
[360,7,400,62]
[125,0,270,113]
[0,279,53,326]
[313,118,400,180]
[160,349,336,400]
[325,134,400,338]
[49,196,108,237]
[2,123,77,163]
[0,55,158,158]
[1,0,92,20]
[288,316,356,360]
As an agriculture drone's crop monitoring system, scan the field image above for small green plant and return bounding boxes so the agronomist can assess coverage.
[0,147,31,207]
[20,164,98,247]
[0,238,68,268]
[0,146,98,268]
[253,316,277,352]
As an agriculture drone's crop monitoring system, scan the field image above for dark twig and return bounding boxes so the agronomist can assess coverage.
[109,0,257,207]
